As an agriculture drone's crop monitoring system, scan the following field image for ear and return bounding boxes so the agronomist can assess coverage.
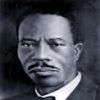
[74,43,83,62]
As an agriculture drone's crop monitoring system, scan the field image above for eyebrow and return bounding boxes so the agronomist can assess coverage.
[19,37,66,43]
[20,38,39,42]
[48,38,66,42]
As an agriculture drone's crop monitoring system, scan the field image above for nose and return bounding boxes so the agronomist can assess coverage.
[35,40,51,61]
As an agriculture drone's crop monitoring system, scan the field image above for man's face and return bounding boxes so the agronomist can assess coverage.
[18,14,82,89]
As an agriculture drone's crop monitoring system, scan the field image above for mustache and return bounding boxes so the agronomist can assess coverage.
[28,61,58,71]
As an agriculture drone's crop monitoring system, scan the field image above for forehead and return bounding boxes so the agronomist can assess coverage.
[18,14,73,42]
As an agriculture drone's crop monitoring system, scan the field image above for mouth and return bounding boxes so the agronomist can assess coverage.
[29,67,59,76]
[29,67,58,72]
[28,63,59,76]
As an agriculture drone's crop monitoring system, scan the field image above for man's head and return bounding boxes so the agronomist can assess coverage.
[17,1,83,94]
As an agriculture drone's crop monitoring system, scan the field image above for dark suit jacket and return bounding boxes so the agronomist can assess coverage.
[2,75,100,100]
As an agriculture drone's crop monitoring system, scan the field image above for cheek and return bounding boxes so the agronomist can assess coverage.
[17,46,35,66]
[54,47,75,66]
[53,47,75,75]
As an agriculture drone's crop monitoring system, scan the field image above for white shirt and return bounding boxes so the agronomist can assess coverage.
[35,72,82,100]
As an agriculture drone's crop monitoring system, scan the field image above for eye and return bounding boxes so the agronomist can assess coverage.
[47,38,66,48]
[21,42,38,48]
[49,42,65,48]
[50,43,59,47]
[21,43,32,47]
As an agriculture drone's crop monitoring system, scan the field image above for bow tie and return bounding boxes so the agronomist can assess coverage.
[39,96,55,100]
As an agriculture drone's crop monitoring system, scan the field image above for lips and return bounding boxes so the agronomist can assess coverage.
[28,62,59,74]
[29,67,59,77]
[29,67,58,73]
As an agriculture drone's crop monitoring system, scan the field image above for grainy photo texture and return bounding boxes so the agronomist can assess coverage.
[0,0,100,100]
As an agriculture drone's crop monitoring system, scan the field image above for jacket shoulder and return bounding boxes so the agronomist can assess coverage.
[67,75,99,100]
[2,89,37,100]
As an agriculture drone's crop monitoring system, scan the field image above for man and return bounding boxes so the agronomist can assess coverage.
[4,0,100,100]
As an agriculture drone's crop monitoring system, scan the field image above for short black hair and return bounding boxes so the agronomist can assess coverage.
[16,0,83,44]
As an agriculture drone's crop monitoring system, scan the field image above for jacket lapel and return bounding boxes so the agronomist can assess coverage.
[66,75,97,100]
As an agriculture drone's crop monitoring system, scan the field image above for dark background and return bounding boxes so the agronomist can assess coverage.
[0,0,100,99]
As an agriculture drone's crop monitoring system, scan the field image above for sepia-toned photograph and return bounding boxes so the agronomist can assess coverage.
[0,0,100,100]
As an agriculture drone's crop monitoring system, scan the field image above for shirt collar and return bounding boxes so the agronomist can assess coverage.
[35,72,82,100]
